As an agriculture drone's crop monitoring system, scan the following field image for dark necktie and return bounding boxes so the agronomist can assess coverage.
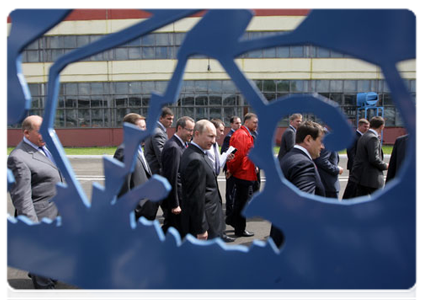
[39,146,55,164]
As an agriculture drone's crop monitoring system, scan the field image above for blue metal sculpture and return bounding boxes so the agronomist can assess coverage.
[7,9,415,289]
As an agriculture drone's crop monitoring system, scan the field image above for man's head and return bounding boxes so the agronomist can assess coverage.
[244,113,258,132]
[357,118,370,134]
[175,116,195,143]
[296,121,325,159]
[369,116,385,133]
[211,118,225,139]
[22,115,45,147]
[123,113,146,130]
[159,107,174,128]
[289,113,303,129]
[229,116,241,131]
[192,120,216,150]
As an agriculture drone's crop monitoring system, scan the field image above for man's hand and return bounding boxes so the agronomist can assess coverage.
[226,153,235,162]
[338,166,344,175]
[171,206,181,215]
[197,231,208,240]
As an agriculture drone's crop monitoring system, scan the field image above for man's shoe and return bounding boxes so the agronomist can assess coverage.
[235,230,254,237]
[222,234,235,243]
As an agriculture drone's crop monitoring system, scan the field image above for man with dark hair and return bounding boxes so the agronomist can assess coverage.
[343,118,370,199]
[8,115,63,289]
[277,113,303,161]
[113,113,157,220]
[270,121,325,248]
[161,116,194,234]
[349,116,388,197]
[221,116,241,224]
[144,107,174,175]
[180,120,224,240]
[226,113,258,237]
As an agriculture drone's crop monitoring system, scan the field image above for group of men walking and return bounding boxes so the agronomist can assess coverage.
[8,109,405,288]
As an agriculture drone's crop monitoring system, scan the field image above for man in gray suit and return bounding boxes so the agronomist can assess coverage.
[8,115,63,289]
[144,107,174,175]
[349,116,389,196]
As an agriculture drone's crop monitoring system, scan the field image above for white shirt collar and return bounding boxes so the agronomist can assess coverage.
[289,125,297,132]
[23,137,43,151]
[174,133,185,146]
[356,129,364,135]
[294,144,312,160]
[369,128,378,136]
[191,141,207,154]
[157,121,166,132]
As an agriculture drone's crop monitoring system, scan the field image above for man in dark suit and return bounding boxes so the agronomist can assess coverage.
[144,107,174,175]
[314,146,343,199]
[180,120,224,240]
[220,116,241,225]
[113,113,156,220]
[349,116,388,197]
[277,113,302,161]
[8,115,63,289]
[160,116,194,234]
[386,134,408,183]
[343,118,369,199]
[270,121,325,248]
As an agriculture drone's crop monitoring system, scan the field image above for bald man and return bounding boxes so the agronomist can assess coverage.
[8,115,63,289]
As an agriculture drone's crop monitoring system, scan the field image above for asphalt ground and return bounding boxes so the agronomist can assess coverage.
[7,154,390,289]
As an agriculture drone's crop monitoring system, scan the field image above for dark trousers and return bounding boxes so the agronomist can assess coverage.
[355,184,378,197]
[30,273,56,289]
[325,191,339,199]
[135,200,160,221]
[232,177,254,235]
[342,178,357,199]
[225,175,236,218]
[162,207,182,234]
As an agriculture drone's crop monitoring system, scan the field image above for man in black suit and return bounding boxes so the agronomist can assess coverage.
[270,121,325,248]
[8,115,63,289]
[160,116,194,234]
[349,116,388,197]
[314,146,343,199]
[180,120,224,240]
[220,116,241,224]
[144,107,174,175]
[113,113,156,220]
[277,113,302,161]
[343,118,369,199]
[386,134,408,183]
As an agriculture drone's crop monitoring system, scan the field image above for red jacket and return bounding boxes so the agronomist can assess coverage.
[227,125,257,181]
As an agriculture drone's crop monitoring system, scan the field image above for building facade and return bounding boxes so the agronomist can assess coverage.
[7,9,415,146]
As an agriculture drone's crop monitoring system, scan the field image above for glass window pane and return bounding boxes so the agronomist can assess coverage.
[142,47,155,59]
[223,94,239,106]
[315,80,329,92]
[276,80,290,92]
[129,96,142,107]
[115,97,127,107]
[128,47,142,59]
[209,95,222,106]
[263,80,276,92]
[64,36,77,48]
[55,109,65,127]
[175,33,185,46]
[156,33,169,46]
[330,50,344,58]
[263,48,276,58]
[77,36,90,47]
[209,80,221,93]
[264,93,276,101]
[181,94,194,106]
[65,98,77,108]
[195,81,208,92]
[91,83,104,95]
[329,93,342,104]
[344,94,356,106]
[246,50,262,58]
[79,83,90,95]
[142,34,155,46]
[276,47,289,58]
[195,107,207,120]
[222,80,237,93]
[155,81,168,93]
[115,82,128,94]
[344,80,357,93]
[27,50,40,62]
[317,47,330,58]
[142,95,150,106]
[78,97,90,108]
[290,46,304,58]
[195,95,208,106]
[330,80,343,92]
[383,93,393,105]
[91,109,104,127]
[210,108,221,120]
[357,80,371,92]
[78,110,90,127]
[65,109,77,127]
[129,82,142,94]
[142,81,155,94]
[291,80,305,92]
[115,48,128,60]
[155,47,168,59]
[384,106,395,126]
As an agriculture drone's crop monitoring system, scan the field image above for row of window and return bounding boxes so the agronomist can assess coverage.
[19,79,414,129]
[22,31,356,63]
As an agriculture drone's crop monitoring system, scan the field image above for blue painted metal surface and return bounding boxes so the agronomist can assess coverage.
[7,9,415,289]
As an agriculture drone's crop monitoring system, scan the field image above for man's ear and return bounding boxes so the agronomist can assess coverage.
[304,134,312,145]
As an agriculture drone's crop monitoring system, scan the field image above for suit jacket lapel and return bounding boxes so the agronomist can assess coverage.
[21,142,58,170]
